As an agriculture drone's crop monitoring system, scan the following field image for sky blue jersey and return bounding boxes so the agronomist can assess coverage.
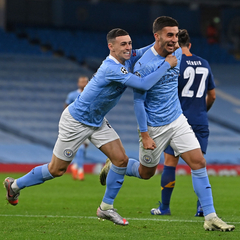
[178,53,215,125]
[65,89,81,105]
[133,47,182,132]
[68,43,166,127]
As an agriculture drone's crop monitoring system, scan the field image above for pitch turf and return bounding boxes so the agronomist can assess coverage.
[0,173,239,239]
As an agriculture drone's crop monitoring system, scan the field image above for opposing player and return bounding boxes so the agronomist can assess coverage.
[100,17,235,231]
[3,28,177,226]
[150,29,216,217]
[65,76,90,181]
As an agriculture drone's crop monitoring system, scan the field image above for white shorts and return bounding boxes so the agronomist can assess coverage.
[53,108,119,161]
[139,114,200,167]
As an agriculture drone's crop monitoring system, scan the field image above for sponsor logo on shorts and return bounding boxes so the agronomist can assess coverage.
[143,155,152,163]
[64,149,73,158]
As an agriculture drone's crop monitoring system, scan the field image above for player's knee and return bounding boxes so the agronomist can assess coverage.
[191,156,206,170]
[198,157,206,169]
[120,155,129,167]
[49,166,67,177]
[138,164,156,179]
[139,170,155,180]
[113,154,128,167]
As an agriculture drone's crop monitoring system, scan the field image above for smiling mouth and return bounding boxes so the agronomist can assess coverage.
[167,43,175,47]
[123,52,131,58]
[167,43,175,51]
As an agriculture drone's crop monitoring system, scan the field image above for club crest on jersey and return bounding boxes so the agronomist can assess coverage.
[64,149,73,158]
[143,155,152,163]
[121,67,128,74]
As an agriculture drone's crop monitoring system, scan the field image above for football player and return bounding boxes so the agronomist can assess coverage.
[151,29,216,217]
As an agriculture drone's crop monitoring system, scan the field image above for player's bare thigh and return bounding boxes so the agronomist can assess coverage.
[138,164,157,179]
[100,139,128,167]
[164,152,179,167]
[48,154,71,177]
[181,148,206,170]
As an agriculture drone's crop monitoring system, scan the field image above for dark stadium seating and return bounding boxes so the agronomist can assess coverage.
[22,27,108,64]
[20,27,240,65]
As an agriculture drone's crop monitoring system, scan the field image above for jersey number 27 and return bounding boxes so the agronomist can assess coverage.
[181,66,209,98]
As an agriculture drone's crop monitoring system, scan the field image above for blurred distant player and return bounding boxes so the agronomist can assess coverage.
[150,29,216,217]
[65,76,89,180]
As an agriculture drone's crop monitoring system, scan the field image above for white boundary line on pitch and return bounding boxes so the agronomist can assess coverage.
[0,214,239,224]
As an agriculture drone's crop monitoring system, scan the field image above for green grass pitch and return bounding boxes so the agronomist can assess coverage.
[0,172,239,240]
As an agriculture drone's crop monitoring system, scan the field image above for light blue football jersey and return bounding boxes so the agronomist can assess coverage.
[134,47,183,131]
[65,89,81,105]
[68,45,153,127]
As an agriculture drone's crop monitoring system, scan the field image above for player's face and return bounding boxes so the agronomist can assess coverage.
[108,35,132,65]
[78,77,88,91]
[155,26,179,56]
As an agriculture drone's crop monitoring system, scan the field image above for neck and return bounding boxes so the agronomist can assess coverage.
[181,46,191,56]
[110,53,125,65]
[154,44,168,57]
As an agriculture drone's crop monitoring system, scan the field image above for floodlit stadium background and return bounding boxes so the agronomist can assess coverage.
[0,0,239,175]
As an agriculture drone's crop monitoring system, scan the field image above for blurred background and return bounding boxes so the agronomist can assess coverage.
[0,0,239,175]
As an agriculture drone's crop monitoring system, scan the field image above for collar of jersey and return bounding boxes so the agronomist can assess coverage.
[109,54,121,64]
[151,46,159,56]
[183,53,193,57]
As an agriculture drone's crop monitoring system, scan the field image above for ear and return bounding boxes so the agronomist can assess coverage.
[108,42,113,51]
[189,43,192,50]
[154,32,160,41]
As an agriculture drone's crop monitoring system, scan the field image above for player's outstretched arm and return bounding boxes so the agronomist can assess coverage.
[129,43,155,66]
[125,55,177,91]
[125,61,170,91]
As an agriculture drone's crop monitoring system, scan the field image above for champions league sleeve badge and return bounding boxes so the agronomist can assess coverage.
[135,71,141,77]
[121,67,128,74]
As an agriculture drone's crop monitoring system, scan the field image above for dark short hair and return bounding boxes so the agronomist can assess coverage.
[153,16,179,33]
[178,29,190,47]
[107,28,129,43]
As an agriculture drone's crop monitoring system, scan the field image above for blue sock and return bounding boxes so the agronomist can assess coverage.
[102,164,127,205]
[16,164,54,189]
[126,158,141,178]
[75,145,85,168]
[160,165,176,210]
[191,167,215,216]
